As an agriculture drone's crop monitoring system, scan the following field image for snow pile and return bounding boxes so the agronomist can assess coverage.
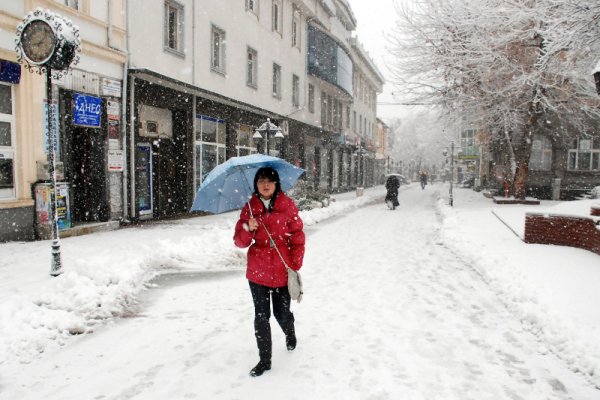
[0,189,383,366]
[437,197,600,388]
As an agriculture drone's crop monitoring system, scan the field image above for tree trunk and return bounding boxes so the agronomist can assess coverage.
[513,101,540,199]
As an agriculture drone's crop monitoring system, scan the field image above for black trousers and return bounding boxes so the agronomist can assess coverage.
[249,281,295,361]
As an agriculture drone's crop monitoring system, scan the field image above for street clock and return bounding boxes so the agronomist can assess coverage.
[15,8,80,75]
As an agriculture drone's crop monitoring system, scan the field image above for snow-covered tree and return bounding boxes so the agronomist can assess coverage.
[388,0,600,198]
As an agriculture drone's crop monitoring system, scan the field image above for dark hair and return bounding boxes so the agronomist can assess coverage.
[254,166,281,198]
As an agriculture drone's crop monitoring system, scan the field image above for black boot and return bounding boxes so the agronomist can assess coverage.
[250,319,272,377]
[250,360,271,377]
[282,321,297,351]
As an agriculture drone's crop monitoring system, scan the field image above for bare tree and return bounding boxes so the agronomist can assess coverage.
[388,0,600,198]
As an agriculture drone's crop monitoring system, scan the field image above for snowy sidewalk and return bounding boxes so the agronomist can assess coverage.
[1,183,599,392]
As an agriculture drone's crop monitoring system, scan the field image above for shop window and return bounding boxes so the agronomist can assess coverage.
[529,134,552,171]
[211,25,226,74]
[568,137,600,171]
[236,124,257,157]
[0,83,15,199]
[195,115,226,189]
[164,1,184,55]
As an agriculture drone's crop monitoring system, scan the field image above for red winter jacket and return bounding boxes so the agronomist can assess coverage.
[234,192,305,288]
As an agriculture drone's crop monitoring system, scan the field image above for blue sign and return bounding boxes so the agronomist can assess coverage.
[73,93,102,127]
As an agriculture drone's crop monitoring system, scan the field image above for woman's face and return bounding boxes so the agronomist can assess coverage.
[257,177,276,199]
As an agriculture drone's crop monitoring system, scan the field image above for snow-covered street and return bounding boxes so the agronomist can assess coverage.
[1,184,599,399]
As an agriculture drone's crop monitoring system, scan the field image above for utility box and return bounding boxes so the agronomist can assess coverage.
[34,182,72,239]
[356,186,364,197]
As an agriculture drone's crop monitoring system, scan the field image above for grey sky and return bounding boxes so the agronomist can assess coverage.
[346,0,401,121]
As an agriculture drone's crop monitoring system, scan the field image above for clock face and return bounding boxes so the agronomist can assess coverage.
[21,20,56,65]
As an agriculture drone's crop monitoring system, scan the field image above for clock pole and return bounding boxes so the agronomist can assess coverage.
[46,66,62,276]
[15,8,80,277]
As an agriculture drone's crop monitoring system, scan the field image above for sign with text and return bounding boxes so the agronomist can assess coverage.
[108,150,124,172]
[73,93,102,127]
[43,99,59,157]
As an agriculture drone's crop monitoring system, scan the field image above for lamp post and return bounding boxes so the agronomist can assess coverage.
[15,8,80,276]
[253,118,284,155]
[443,141,456,206]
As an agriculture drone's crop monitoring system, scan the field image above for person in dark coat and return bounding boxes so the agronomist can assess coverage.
[233,167,305,377]
[385,175,400,210]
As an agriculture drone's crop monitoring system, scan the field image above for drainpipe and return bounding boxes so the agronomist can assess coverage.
[192,0,196,86]
[122,0,132,220]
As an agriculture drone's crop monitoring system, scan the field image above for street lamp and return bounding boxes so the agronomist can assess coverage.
[15,8,80,276]
[442,141,456,206]
[253,118,284,155]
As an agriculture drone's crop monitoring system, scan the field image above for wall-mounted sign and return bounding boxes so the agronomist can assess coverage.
[43,99,59,156]
[108,150,124,172]
[101,78,122,97]
[73,93,102,127]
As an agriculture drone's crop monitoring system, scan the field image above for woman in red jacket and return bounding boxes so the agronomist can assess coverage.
[234,166,305,377]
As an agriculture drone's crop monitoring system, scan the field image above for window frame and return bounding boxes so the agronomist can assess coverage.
[246,0,259,16]
[272,63,282,99]
[0,83,16,200]
[164,0,185,57]
[292,74,300,107]
[308,84,315,113]
[64,0,79,9]
[246,47,258,88]
[194,115,227,190]
[272,0,282,34]
[567,137,600,171]
[529,134,552,171]
[292,9,301,49]
[211,24,226,74]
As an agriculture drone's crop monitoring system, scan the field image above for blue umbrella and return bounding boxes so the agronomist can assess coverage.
[191,154,305,214]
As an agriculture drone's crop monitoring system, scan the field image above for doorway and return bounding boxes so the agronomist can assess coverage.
[61,92,109,223]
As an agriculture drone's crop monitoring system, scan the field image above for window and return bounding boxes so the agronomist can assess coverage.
[272,63,281,98]
[308,84,314,113]
[211,25,226,73]
[292,10,300,48]
[272,0,282,34]
[529,134,552,171]
[246,0,259,15]
[236,124,258,156]
[195,115,226,189]
[64,0,78,9]
[320,91,327,126]
[247,47,258,88]
[346,106,350,128]
[0,83,15,199]
[292,75,300,107]
[568,137,600,171]
[164,1,184,55]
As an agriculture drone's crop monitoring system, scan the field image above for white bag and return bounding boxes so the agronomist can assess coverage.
[287,267,303,303]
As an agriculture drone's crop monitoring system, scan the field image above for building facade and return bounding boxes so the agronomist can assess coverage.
[1,0,127,241]
[0,0,385,241]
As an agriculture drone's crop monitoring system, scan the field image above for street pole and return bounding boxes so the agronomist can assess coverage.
[47,67,63,276]
[265,125,270,155]
[449,141,454,207]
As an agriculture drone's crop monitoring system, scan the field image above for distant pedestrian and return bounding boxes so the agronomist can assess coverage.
[420,171,428,189]
[385,175,400,210]
[233,166,306,377]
